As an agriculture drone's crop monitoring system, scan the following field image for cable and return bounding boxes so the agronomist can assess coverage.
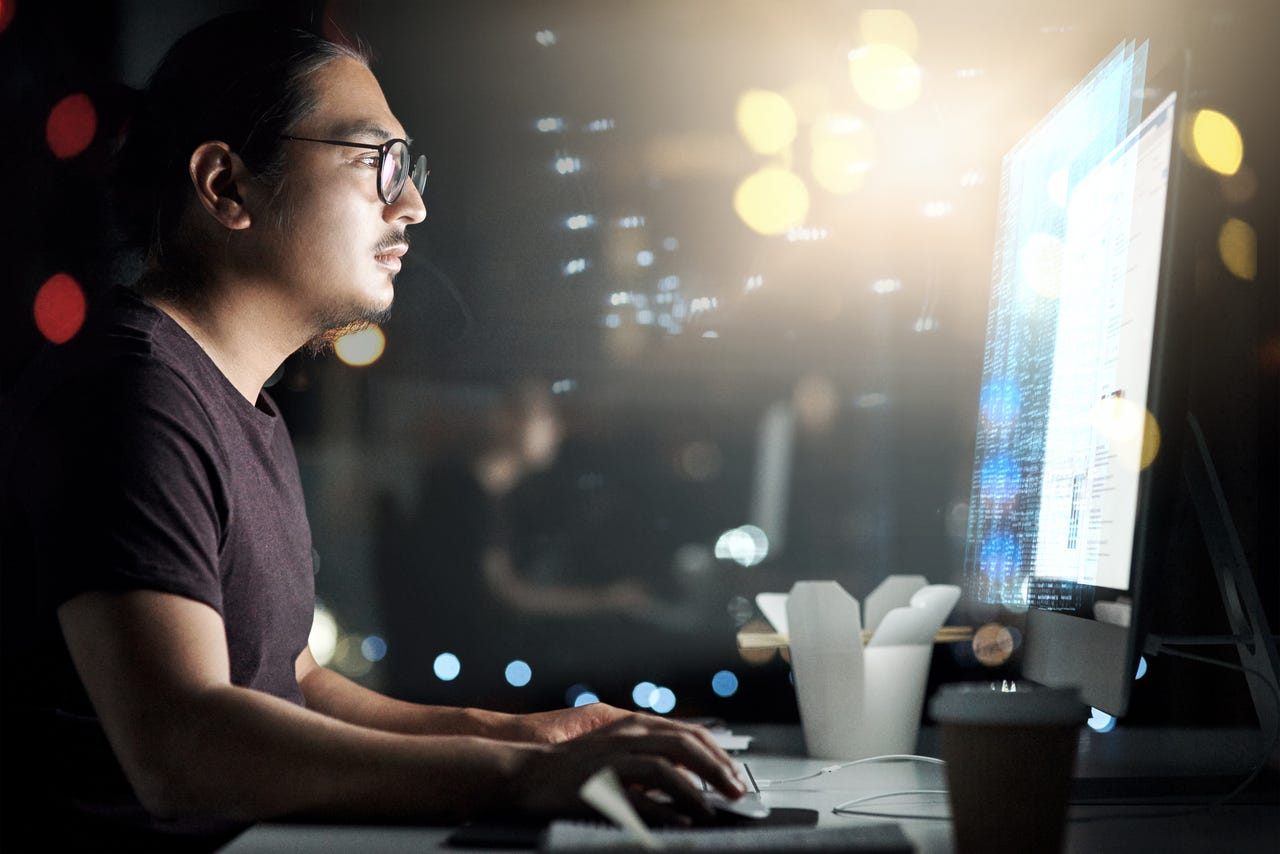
[1122,644,1280,812]
[755,754,945,787]
[831,789,951,821]
[1066,643,1279,822]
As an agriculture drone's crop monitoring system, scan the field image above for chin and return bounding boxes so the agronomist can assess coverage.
[304,293,394,355]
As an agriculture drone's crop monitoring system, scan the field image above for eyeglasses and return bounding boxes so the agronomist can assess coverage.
[282,135,428,205]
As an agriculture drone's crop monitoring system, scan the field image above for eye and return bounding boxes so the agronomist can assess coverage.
[356,154,379,168]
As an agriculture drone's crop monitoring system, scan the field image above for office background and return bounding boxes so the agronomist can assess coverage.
[2,0,1275,728]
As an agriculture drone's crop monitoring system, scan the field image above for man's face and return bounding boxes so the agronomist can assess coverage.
[258,57,426,337]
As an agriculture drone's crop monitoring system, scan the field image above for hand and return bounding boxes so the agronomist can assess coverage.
[499,702,634,744]
[508,715,746,826]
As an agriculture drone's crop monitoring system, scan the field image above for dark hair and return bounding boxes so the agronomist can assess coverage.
[113,11,367,295]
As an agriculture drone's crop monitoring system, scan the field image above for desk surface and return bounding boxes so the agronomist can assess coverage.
[220,726,1279,854]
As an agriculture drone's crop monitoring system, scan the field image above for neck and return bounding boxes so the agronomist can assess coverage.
[143,275,313,405]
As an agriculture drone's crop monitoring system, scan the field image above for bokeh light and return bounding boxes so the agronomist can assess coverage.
[573,690,600,707]
[1190,109,1243,176]
[714,525,769,567]
[0,0,16,34]
[650,687,677,714]
[1218,217,1257,281]
[360,635,387,662]
[505,660,533,687]
[859,9,919,55]
[1088,707,1117,733]
[972,622,1016,667]
[433,652,461,681]
[733,167,809,235]
[848,44,921,112]
[334,324,386,367]
[632,681,658,708]
[33,272,87,344]
[1135,656,1148,680]
[711,670,739,698]
[334,636,373,677]
[810,113,875,194]
[46,93,97,159]
[309,603,338,667]
[735,89,798,155]
[1091,398,1160,470]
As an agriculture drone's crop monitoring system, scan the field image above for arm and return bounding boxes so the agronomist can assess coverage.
[60,590,522,822]
[60,590,743,825]
[297,648,680,744]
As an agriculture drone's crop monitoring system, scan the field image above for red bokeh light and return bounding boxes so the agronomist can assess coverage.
[34,273,87,344]
[46,93,97,159]
[0,0,16,35]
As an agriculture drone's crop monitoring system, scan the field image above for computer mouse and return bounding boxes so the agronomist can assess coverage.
[704,791,770,819]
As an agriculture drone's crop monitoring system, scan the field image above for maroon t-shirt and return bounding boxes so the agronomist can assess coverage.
[2,287,315,851]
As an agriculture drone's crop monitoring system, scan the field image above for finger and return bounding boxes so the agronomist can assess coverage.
[634,730,745,799]
[631,715,741,786]
[673,720,740,778]
[614,755,715,821]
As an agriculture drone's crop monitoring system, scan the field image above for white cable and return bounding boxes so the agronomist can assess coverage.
[756,754,945,787]
[832,788,951,820]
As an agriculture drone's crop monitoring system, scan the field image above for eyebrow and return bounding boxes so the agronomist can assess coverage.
[325,120,413,146]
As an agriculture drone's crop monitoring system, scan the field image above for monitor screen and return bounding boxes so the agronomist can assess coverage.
[962,43,1180,714]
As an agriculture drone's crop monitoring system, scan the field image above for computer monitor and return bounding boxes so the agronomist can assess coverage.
[962,42,1189,717]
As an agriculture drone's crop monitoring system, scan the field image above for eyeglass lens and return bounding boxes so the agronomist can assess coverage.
[380,141,428,204]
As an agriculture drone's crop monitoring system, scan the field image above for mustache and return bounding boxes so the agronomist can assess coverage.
[374,231,410,254]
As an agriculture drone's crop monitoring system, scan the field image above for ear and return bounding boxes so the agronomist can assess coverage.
[188,141,254,231]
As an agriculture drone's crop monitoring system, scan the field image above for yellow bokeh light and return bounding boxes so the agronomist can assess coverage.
[334,324,386,367]
[734,167,810,235]
[1218,218,1257,281]
[1092,397,1161,471]
[859,9,919,55]
[972,623,1015,667]
[848,43,921,112]
[1191,109,1243,176]
[735,89,798,156]
[810,113,875,194]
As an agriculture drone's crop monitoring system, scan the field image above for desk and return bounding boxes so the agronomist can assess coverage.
[220,726,1279,853]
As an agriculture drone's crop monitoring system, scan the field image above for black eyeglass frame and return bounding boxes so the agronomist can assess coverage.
[282,135,428,205]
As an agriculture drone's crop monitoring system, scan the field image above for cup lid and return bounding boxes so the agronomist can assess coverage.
[929,682,1086,726]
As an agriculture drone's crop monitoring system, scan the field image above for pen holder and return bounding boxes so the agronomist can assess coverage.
[786,579,952,760]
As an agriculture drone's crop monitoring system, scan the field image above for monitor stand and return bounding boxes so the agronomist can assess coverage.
[1074,413,1279,802]
[1144,413,1280,742]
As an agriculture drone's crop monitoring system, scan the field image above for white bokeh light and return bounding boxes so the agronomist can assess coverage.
[309,604,338,667]
[433,652,461,682]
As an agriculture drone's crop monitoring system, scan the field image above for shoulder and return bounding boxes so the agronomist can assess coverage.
[5,303,229,475]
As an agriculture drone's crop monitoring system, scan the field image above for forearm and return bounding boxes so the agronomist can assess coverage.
[299,663,518,738]
[136,683,531,823]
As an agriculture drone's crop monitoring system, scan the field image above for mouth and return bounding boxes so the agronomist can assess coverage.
[374,243,408,273]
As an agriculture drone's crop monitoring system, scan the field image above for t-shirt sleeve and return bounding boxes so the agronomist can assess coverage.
[23,358,227,614]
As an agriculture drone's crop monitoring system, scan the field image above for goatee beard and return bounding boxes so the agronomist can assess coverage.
[303,299,394,356]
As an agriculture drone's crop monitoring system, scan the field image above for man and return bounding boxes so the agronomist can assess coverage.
[0,12,743,853]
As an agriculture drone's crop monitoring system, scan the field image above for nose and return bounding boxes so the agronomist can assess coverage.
[387,178,426,226]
